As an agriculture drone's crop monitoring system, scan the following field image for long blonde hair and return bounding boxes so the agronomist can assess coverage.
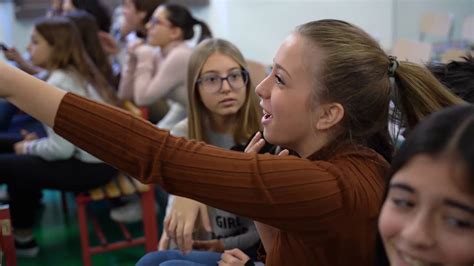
[187,38,261,144]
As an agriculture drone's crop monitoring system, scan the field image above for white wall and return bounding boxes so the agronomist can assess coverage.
[0,1,36,60]
[192,0,393,63]
[1,0,472,64]
[394,0,473,43]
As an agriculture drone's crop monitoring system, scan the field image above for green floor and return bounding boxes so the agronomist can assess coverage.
[14,190,162,266]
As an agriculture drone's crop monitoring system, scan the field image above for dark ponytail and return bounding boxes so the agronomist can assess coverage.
[193,18,212,43]
[164,3,212,43]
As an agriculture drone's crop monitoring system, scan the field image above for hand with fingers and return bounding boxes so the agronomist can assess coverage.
[21,129,39,141]
[245,131,289,156]
[2,47,23,64]
[218,249,252,266]
[13,130,39,155]
[163,196,212,253]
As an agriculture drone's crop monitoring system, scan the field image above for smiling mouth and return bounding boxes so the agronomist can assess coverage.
[397,250,443,266]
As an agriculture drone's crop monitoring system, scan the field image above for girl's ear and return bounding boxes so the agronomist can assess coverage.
[170,27,183,41]
[315,103,344,130]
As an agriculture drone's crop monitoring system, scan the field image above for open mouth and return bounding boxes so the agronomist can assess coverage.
[263,110,273,119]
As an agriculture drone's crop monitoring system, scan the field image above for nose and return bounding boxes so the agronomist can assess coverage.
[145,21,151,30]
[255,74,271,99]
[220,78,232,93]
[401,211,436,249]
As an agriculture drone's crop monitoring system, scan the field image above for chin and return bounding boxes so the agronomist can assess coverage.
[262,130,278,145]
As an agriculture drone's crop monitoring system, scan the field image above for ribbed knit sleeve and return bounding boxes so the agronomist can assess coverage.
[54,93,386,235]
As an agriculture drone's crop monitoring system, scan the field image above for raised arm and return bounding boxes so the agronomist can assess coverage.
[0,60,384,232]
[0,60,65,127]
[53,94,362,232]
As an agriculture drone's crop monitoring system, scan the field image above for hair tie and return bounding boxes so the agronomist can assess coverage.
[388,55,399,77]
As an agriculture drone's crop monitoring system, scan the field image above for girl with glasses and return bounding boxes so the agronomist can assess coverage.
[137,38,262,266]
[0,19,463,265]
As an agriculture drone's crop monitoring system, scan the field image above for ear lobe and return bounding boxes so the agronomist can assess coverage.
[315,103,344,130]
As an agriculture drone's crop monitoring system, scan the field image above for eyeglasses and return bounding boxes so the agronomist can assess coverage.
[197,69,249,93]
[148,17,171,27]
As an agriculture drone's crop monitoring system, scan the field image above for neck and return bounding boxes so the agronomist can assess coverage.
[161,40,181,55]
[293,133,330,158]
[209,114,236,134]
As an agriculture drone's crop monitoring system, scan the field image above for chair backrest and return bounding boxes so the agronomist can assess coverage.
[392,38,433,64]
[419,11,454,41]
[461,15,474,43]
[246,60,268,86]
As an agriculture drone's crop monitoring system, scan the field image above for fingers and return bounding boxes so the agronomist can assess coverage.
[181,217,195,253]
[244,132,266,154]
[278,149,290,156]
[164,214,176,239]
[158,231,170,251]
[219,249,249,266]
[199,205,212,232]
[20,129,29,137]
[225,248,250,260]
[175,215,186,251]
[13,141,25,155]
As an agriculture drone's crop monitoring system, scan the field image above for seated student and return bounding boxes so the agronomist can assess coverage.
[0,17,119,257]
[112,2,211,222]
[64,10,118,88]
[137,38,261,266]
[0,19,463,265]
[118,3,212,130]
[377,105,474,265]
[0,10,116,153]
[428,55,474,103]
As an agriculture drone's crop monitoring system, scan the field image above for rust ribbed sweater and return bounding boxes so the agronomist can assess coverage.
[54,93,389,266]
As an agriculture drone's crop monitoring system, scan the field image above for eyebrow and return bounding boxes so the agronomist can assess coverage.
[444,199,474,215]
[201,67,240,76]
[389,182,416,193]
[273,62,291,78]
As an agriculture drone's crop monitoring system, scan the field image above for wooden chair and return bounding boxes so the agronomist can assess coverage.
[392,38,433,64]
[75,101,158,266]
[0,205,17,266]
[419,11,454,41]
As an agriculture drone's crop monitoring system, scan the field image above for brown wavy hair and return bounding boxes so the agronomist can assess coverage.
[35,16,118,105]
